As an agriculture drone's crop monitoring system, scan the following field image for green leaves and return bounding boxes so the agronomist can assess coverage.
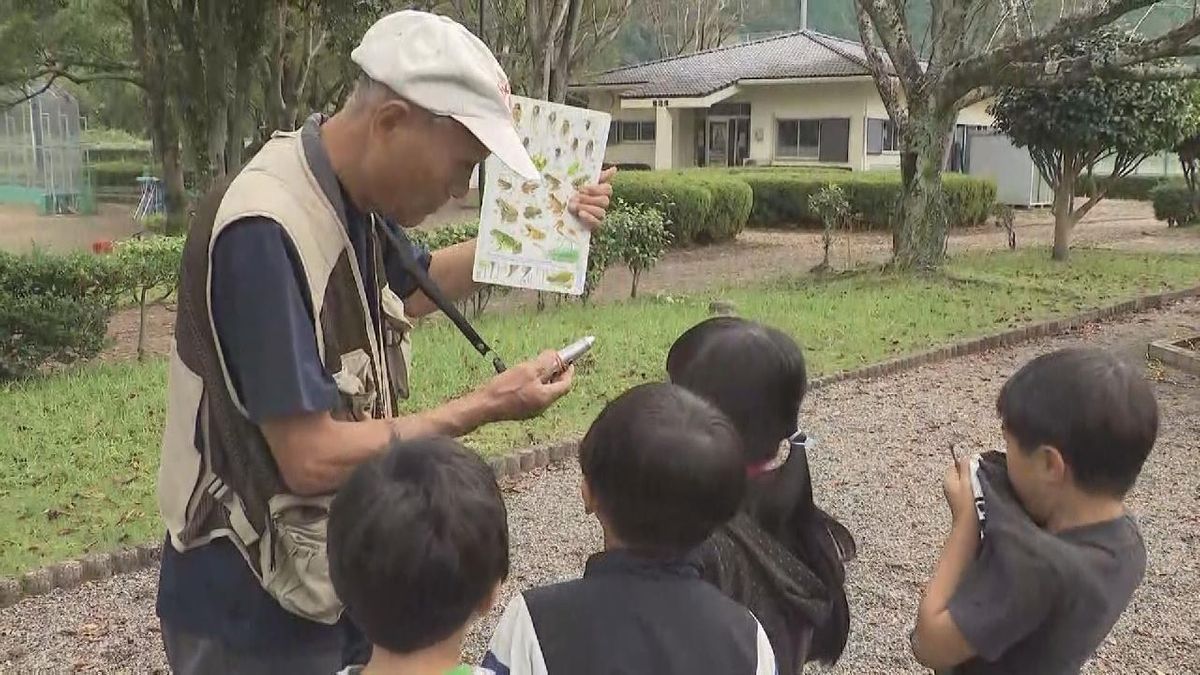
[809,184,852,229]
[0,249,122,379]
[111,235,184,299]
[0,235,184,377]
[609,171,750,245]
[992,30,1198,174]
[1151,184,1198,227]
[724,169,995,230]
[408,221,480,250]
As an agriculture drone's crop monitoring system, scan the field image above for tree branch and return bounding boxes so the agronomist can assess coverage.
[858,0,926,86]
[854,3,907,127]
[1,67,143,109]
[953,0,1164,84]
[993,60,1200,86]
[955,86,994,110]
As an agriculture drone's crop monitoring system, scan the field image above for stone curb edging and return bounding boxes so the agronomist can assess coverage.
[3,283,1197,608]
[0,544,161,609]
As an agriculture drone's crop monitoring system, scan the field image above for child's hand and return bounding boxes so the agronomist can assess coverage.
[942,457,975,524]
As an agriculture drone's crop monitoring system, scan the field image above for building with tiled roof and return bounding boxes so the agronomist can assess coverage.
[570,30,993,172]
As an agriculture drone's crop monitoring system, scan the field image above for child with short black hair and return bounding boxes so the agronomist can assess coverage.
[666,317,856,674]
[328,436,509,675]
[483,382,777,675]
[912,347,1157,674]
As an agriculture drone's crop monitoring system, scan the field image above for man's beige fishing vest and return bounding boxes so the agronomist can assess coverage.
[158,120,412,624]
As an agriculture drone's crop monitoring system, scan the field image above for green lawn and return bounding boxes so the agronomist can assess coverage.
[1,248,1197,575]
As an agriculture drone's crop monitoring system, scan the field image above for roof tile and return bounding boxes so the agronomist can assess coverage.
[574,30,894,98]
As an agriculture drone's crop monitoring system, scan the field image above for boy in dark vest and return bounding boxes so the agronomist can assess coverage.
[484,383,778,675]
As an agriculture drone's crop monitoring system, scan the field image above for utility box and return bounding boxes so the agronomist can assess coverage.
[967,130,1052,208]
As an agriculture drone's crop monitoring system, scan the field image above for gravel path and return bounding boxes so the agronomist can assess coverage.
[5,300,1199,674]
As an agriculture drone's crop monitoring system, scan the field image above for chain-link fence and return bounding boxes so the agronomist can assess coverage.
[0,85,95,215]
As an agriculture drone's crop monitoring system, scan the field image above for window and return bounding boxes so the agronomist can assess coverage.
[775,118,849,162]
[612,120,656,144]
[866,118,900,154]
[776,120,820,158]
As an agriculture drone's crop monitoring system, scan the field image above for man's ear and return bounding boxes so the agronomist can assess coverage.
[371,98,415,136]
[1039,444,1068,483]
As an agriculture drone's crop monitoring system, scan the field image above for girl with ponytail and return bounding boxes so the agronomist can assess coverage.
[667,317,856,673]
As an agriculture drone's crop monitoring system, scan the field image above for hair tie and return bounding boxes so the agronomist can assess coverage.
[746,431,806,478]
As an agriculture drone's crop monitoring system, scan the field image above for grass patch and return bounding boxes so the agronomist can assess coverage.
[1,248,1197,575]
[0,361,167,576]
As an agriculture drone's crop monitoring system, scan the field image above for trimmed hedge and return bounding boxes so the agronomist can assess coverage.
[611,171,751,245]
[726,169,995,230]
[1075,175,1184,201]
[1150,184,1197,227]
[90,160,153,188]
[0,251,125,379]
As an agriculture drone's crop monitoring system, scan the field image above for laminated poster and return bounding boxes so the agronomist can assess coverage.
[473,96,611,295]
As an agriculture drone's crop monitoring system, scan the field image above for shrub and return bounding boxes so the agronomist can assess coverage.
[583,219,621,302]
[112,236,185,360]
[1150,184,1197,227]
[730,170,995,230]
[408,220,512,317]
[808,185,851,272]
[90,160,152,189]
[409,221,479,250]
[0,251,125,379]
[1075,175,1178,201]
[602,200,672,298]
[611,171,750,245]
[689,174,753,243]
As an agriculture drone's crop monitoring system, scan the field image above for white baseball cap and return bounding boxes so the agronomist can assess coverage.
[351,10,539,180]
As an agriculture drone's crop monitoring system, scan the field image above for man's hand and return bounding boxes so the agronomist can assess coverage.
[569,166,616,230]
[943,456,976,525]
[479,350,574,422]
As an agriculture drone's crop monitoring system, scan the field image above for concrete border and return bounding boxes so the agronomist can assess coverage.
[3,283,1198,608]
[1148,335,1200,375]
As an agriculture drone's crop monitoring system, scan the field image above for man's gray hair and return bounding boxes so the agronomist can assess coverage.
[347,74,402,112]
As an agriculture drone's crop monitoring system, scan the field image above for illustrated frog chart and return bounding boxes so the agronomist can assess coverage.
[474,96,611,295]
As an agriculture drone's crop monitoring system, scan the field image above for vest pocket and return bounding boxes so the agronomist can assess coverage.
[332,348,377,421]
[262,493,343,625]
[379,286,413,403]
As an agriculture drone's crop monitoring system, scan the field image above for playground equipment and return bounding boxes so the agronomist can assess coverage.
[0,84,95,215]
[133,175,166,222]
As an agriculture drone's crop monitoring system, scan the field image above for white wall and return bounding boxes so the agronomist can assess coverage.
[587,92,656,167]
[862,98,996,171]
[737,81,874,170]
[584,85,998,172]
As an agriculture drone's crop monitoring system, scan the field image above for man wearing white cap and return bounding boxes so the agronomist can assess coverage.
[154,10,613,673]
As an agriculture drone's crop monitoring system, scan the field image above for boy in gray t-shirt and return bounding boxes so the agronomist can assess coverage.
[910,348,1156,674]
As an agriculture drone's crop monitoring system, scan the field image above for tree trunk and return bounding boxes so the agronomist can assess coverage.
[129,0,187,232]
[630,269,639,298]
[894,105,956,269]
[161,137,187,232]
[1051,171,1076,261]
[137,287,148,362]
[548,0,581,102]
